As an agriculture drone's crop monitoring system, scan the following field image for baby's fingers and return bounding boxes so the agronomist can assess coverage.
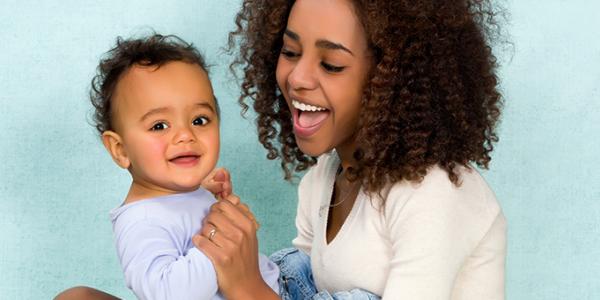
[201,168,233,197]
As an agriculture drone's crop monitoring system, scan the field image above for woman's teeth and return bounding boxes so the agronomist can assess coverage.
[292,99,326,112]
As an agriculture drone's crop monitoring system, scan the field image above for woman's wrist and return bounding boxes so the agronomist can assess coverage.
[226,277,280,300]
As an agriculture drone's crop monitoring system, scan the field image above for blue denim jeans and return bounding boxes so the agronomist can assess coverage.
[270,248,381,300]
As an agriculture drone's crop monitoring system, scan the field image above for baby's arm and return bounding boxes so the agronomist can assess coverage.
[115,219,218,300]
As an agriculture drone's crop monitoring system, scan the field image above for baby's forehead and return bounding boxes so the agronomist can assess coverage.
[115,62,213,103]
[110,61,216,127]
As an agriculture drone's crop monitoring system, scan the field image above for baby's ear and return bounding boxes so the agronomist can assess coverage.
[101,131,130,169]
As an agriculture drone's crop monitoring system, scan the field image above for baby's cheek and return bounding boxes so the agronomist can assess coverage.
[142,139,169,162]
[206,134,220,161]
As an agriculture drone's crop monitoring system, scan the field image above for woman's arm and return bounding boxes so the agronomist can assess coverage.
[381,173,505,299]
[193,196,281,300]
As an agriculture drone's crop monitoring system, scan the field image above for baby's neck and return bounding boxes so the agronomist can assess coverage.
[124,180,198,205]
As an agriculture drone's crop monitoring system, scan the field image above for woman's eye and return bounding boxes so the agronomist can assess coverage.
[281,48,299,58]
[192,116,209,126]
[321,62,345,73]
[150,122,169,131]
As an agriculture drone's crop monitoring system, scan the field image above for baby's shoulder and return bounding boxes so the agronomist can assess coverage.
[111,189,215,227]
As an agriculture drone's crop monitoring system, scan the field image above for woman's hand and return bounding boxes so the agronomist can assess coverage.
[201,168,259,228]
[192,194,275,299]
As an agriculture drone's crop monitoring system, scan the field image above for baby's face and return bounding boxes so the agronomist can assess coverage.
[111,61,219,193]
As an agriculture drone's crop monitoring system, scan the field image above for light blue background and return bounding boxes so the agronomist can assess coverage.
[0,1,598,299]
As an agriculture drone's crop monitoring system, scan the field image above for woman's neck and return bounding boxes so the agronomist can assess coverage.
[335,135,358,171]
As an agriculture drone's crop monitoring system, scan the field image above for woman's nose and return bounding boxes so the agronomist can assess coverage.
[287,58,318,91]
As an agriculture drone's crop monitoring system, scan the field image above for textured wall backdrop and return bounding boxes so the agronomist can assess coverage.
[0,0,598,299]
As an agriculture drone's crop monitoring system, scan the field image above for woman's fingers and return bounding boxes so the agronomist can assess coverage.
[219,194,260,229]
[238,203,260,230]
[210,199,256,233]
[222,193,240,205]
[201,212,242,246]
[197,222,237,251]
[193,234,230,266]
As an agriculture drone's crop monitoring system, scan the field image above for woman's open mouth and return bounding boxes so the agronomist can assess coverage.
[291,99,330,138]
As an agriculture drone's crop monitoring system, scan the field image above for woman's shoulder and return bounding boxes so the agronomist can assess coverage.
[384,164,502,226]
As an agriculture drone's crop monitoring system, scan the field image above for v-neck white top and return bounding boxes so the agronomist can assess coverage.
[292,151,506,299]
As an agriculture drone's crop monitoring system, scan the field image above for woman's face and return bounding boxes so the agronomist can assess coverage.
[276,0,371,157]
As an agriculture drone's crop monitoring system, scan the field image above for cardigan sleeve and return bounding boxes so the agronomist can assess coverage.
[381,170,505,300]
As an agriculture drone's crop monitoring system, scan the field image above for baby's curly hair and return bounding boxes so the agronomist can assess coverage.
[90,34,213,135]
[229,0,505,192]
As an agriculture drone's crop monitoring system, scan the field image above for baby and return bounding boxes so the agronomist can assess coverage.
[90,34,279,299]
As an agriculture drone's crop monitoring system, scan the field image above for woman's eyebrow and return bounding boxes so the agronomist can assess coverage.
[284,29,300,41]
[315,39,353,56]
[284,29,353,56]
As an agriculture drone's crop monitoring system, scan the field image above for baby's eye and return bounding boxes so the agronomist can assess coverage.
[192,116,209,126]
[321,62,345,73]
[150,122,169,131]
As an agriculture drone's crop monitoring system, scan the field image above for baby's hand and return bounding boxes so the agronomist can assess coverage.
[201,168,232,200]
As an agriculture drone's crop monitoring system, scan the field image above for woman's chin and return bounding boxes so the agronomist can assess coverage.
[296,139,331,158]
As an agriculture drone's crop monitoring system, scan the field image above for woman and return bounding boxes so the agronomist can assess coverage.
[195,0,506,299]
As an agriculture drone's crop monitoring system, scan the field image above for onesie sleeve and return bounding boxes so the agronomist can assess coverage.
[380,174,505,299]
[291,170,314,255]
[114,218,218,300]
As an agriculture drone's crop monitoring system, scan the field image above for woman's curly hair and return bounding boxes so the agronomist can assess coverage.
[229,0,505,193]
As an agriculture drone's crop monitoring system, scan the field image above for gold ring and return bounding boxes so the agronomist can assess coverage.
[208,228,217,241]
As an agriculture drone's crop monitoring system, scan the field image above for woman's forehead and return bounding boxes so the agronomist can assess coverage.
[286,0,367,51]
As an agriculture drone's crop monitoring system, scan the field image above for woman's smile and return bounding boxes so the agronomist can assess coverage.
[291,98,331,137]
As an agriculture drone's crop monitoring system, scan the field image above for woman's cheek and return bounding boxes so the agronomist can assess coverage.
[275,58,290,95]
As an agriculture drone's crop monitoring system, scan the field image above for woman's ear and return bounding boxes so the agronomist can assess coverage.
[101,131,130,169]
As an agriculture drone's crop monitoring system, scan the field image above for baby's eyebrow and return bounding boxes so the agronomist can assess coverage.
[195,101,215,112]
[140,107,169,122]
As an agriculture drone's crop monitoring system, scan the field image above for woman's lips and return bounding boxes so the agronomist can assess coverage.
[292,108,330,138]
